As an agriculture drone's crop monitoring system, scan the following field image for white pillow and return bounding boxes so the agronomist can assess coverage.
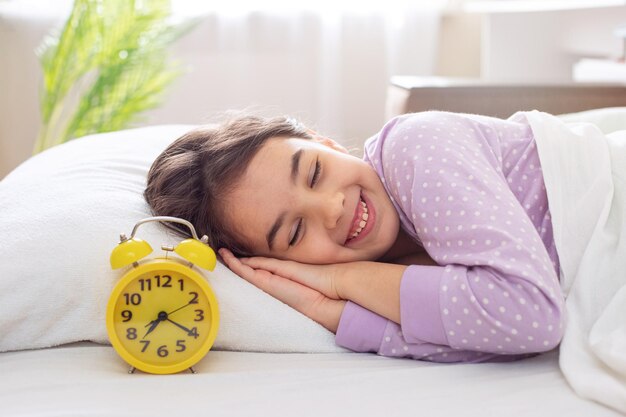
[0,125,344,353]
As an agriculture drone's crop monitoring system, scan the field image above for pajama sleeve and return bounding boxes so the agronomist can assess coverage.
[335,111,566,361]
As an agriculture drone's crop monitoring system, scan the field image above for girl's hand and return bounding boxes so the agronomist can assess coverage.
[218,248,346,333]
[224,249,342,300]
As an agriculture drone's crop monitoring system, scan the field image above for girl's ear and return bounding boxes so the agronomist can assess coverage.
[307,130,349,154]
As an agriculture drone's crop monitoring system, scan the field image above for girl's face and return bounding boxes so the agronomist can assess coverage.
[223,136,401,264]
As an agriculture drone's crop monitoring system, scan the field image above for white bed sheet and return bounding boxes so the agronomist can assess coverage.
[0,344,621,417]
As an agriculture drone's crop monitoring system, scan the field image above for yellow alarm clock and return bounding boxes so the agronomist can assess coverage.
[107,216,219,374]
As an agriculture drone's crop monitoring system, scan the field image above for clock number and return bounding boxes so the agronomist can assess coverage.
[121,310,133,322]
[188,327,199,339]
[176,340,186,352]
[154,275,172,288]
[189,292,199,304]
[139,279,152,291]
[126,327,137,340]
[157,345,169,357]
[140,340,150,352]
[194,309,204,321]
[123,293,141,306]
[162,275,172,287]
[178,279,184,291]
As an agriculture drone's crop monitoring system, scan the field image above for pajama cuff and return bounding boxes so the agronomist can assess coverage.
[400,265,448,345]
[335,301,387,353]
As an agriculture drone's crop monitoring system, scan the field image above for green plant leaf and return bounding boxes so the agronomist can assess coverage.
[34,0,198,154]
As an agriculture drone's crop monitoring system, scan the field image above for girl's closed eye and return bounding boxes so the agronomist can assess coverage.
[289,218,303,246]
[310,157,322,187]
[290,158,320,247]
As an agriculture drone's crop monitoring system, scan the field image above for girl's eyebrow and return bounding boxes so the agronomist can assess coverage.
[267,149,304,250]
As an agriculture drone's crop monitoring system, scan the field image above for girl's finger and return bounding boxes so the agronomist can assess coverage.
[219,249,256,279]
[239,256,318,287]
[240,256,338,299]
[239,256,297,277]
[219,248,324,315]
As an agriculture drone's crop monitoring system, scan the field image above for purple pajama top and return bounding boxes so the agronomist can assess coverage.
[335,111,565,363]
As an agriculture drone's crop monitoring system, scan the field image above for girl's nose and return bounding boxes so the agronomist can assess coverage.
[320,191,345,229]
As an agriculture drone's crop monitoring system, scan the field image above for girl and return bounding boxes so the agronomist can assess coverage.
[144,110,565,363]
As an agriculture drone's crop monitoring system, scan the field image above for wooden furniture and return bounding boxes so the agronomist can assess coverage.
[386,76,626,119]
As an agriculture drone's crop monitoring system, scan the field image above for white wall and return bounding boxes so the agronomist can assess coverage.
[481,5,626,82]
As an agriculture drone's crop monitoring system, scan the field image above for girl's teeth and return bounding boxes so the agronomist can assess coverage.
[349,197,369,240]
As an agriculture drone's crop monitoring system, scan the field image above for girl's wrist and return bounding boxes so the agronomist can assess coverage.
[329,261,406,323]
[326,300,348,333]
[330,262,354,301]
[331,261,380,301]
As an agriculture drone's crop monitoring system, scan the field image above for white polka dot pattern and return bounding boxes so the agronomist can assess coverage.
[335,111,566,363]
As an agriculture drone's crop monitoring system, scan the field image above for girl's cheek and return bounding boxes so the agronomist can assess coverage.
[298,243,338,264]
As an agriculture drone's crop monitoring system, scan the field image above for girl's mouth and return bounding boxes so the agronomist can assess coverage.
[345,192,375,245]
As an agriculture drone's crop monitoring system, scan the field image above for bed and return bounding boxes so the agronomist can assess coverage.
[1,92,626,416]
[1,346,620,417]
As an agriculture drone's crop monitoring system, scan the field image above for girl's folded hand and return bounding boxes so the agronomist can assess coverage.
[218,248,346,333]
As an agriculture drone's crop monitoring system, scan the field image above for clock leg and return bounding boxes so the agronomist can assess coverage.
[189,367,197,374]
[128,366,136,374]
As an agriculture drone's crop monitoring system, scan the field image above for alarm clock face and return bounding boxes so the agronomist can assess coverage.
[107,260,218,374]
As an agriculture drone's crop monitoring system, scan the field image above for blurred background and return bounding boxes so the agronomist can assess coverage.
[1,0,625,178]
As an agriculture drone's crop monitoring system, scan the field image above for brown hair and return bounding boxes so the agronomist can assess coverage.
[144,113,313,257]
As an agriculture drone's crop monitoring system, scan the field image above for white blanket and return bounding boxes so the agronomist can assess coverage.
[521,110,626,413]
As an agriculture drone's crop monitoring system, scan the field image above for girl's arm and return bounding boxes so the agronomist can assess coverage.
[220,246,549,363]
[219,248,438,332]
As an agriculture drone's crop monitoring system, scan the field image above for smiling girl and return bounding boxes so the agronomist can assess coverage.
[144,111,565,363]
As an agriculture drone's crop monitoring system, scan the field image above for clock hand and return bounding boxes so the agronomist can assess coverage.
[143,319,161,339]
[167,301,194,316]
[142,311,168,339]
[166,318,196,335]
